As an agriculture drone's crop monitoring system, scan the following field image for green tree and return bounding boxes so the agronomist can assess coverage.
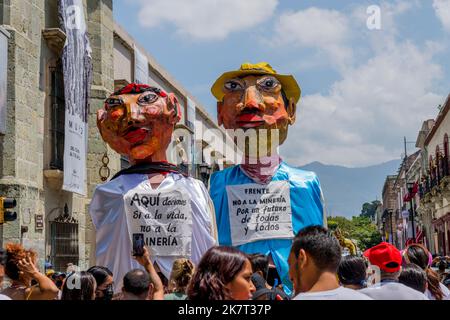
[360,200,381,220]
[351,216,382,251]
[327,215,381,252]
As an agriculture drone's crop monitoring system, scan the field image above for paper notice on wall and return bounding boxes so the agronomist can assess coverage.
[124,186,192,256]
[226,181,293,246]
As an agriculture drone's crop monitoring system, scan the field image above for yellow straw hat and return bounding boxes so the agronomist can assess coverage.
[211,62,301,104]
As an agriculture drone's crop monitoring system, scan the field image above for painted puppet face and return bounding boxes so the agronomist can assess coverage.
[217,75,296,153]
[97,85,181,162]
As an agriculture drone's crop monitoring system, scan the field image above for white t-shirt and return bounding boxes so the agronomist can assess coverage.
[0,294,11,300]
[293,287,372,300]
[89,173,217,293]
[360,281,429,300]
[425,283,450,300]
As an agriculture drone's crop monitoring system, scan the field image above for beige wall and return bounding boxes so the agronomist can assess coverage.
[113,38,132,84]
[147,68,187,126]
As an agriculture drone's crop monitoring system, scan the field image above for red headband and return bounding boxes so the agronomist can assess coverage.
[113,83,167,97]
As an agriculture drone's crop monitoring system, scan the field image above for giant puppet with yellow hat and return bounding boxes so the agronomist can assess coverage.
[209,62,326,294]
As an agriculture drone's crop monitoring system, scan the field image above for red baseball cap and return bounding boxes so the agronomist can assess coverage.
[363,242,402,273]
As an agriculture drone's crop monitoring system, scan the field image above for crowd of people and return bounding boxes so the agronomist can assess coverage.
[0,226,449,300]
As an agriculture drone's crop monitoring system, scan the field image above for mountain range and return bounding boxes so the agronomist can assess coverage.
[299,159,402,218]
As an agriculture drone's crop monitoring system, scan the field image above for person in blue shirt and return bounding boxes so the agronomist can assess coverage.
[209,62,327,294]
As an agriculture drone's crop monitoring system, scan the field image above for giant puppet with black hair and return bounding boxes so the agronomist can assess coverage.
[209,63,327,295]
[90,83,217,293]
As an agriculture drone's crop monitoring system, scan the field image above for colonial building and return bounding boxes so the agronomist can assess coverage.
[417,94,450,255]
[381,175,397,244]
[0,0,228,272]
[408,119,435,249]
[393,150,420,250]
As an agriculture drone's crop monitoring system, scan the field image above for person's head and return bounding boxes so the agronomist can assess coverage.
[66,263,76,274]
[46,269,55,278]
[212,62,300,157]
[122,269,150,300]
[87,266,114,300]
[398,263,427,293]
[4,243,37,285]
[337,255,368,289]
[51,272,65,289]
[168,258,194,294]
[187,246,255,300]
[403,244,444,300]
[61,271,96,300]
[288,225,341,295]
[249,254,270,280]
[97,83,182,163]
[364,242,402,281]
[44,261,53,272]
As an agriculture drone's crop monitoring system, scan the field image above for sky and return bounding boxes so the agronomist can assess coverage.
[113,0,450,167]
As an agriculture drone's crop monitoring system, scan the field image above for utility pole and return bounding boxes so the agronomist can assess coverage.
[404,136,408,161]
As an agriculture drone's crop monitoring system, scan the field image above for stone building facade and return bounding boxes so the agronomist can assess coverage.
[392,151,420,250]
[381,175,397,243]
[0,0,118,271]
[417,94,450,255]
[0,0,227,272]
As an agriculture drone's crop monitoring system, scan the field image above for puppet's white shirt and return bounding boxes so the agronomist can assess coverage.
[89,173,217,293]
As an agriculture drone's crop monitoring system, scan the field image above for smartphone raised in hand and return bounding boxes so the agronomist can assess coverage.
[132,233,145,257]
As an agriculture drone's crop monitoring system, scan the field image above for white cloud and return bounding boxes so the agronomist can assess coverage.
[349,1,420,61]
[272,1,446,167]
[269,2,419,71]
[433,0,450,32]
[271,7,352,70]
[134,0,278,40]
[280,41,444,167]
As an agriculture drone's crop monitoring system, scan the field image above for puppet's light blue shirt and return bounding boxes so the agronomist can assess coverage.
[210,162,325,294]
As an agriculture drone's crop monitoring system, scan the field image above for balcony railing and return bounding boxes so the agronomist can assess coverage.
[419,155,449,198]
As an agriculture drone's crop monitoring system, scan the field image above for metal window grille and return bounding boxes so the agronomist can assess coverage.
[49,220,79,272]
[49,61,65,170]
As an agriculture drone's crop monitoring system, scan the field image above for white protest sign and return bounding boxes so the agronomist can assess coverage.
[124,186,192,256]
[226,181,293,246]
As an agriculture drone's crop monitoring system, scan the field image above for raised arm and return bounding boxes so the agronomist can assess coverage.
[133,247,164,300]
[18,256,59,300]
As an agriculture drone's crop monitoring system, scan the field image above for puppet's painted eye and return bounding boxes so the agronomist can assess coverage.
[105,98,123,110]
[138,92,158,104]
[224,80,243,91]
[258,76,280,90]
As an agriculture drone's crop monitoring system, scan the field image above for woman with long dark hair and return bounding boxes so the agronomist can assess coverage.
[60,271,96,300]
[403,244,449,300]
[187,246,255,300]
[87,266,114,300]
